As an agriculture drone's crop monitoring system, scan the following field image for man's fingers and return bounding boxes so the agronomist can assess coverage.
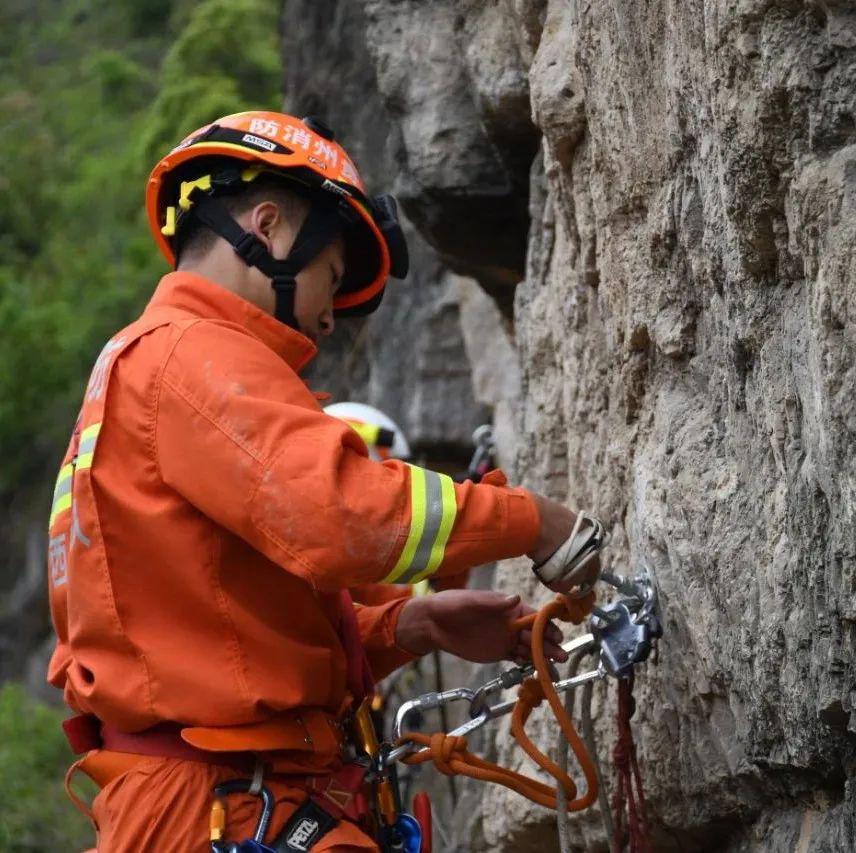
[513,644,532,663]
[545,641,569,662]
[545,620,564,646]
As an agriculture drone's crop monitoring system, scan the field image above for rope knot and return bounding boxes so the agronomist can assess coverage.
[559,590,596,624]
[517,677,546,709]
[428,732,467,776]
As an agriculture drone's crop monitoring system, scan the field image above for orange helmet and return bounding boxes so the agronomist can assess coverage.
[145,110,408,325]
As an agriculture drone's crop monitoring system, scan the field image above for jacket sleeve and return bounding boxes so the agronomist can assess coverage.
[155,320,540,591]
[350,586,416,680]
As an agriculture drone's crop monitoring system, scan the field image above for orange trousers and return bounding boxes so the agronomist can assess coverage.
[79,756,379,852]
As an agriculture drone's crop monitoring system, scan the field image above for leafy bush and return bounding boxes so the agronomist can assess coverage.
[0,684,94,851]
[0,0,281,494]
[141,0,282,159]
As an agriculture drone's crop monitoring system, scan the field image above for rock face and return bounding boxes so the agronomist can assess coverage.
[285,1,856,850]
[280,0,491,462]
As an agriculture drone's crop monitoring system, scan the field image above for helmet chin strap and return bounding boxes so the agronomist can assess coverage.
[188,196,343,329]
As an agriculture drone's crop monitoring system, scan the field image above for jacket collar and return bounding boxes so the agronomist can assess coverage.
[147,271,318,372]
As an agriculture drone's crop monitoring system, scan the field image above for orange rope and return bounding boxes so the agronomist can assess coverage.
[398,592,599,811]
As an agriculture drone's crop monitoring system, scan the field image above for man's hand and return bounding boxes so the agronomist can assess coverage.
[527,493,602,594]
[395,590,568,664]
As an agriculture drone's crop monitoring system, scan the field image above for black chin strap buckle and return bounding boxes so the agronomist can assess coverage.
[233,231,269,267]
[271,273,296,295]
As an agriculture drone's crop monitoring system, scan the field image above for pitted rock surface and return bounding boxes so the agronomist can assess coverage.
[284,1,856,849]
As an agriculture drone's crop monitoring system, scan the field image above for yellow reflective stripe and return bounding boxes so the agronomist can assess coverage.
[383,465,427,583]
[49,493,72,527]
[54,463,74,497]
[383,466,458,584]
[187,141,271,158]
[76,452,94,470]
[410,473,457,583]
[345,420,381,447]
[80,422,101,443]
[76,422,102,469]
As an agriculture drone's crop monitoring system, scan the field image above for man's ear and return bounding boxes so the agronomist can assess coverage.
[249,201,281,250]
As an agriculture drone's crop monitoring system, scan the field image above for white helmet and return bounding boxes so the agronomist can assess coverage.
[324,401,411,461]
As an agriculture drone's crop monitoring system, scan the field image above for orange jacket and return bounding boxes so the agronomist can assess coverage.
[46,272,540,735]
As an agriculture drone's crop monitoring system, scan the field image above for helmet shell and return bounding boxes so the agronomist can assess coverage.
[146,111,391,313]
[324,402,411,461]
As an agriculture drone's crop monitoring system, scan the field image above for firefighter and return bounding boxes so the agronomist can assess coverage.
[47,112,600,851]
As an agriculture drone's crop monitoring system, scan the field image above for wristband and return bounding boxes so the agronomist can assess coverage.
[532,511,606,587]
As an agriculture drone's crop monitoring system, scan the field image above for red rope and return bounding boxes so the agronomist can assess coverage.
[611,674,652,853]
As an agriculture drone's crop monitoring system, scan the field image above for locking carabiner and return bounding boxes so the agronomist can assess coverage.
[210,778,276,853]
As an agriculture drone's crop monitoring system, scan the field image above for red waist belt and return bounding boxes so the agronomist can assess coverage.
[63,714,251,767]
[62,714,368,822]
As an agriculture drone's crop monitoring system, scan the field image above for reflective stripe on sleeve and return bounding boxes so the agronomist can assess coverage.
[49,464,75,527]
[76,422,101,470]
[383,465,458,584]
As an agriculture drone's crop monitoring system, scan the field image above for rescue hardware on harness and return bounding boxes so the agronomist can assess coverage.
[384,566,662,811]
[191,512,656,852]
[146,111,410,329]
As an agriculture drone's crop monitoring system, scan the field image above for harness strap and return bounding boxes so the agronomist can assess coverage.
[62,715,257,768]
[271,799,338,852]
[103,721,257,768]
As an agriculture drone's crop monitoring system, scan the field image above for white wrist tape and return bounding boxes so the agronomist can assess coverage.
[532,511,606,587]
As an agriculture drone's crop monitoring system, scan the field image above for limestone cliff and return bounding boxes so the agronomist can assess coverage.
[285,1,856,850]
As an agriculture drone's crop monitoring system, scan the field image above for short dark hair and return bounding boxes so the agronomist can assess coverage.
[174,170,310,264]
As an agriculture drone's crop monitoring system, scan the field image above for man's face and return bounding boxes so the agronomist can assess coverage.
[241,200,345,342]
[292,236,345,344]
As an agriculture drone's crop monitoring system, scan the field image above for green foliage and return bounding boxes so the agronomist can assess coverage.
[0,0,281,496]
[0,684,94,851]
[141,0,282,160]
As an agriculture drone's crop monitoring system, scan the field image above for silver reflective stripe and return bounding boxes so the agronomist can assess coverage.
[53,475,73,502]
[397,470,445,583]
[78,431,98,455]
[383,465,457,584]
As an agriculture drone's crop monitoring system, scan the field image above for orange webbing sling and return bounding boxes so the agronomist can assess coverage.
[397,593,599,811]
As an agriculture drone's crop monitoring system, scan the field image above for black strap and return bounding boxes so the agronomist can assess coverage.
[271,798,338,851]
[186,193,342,329]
